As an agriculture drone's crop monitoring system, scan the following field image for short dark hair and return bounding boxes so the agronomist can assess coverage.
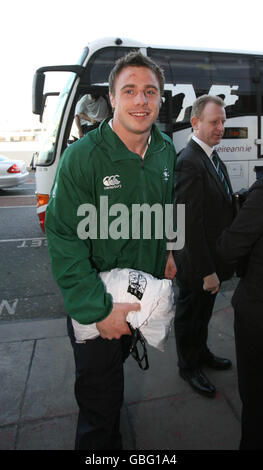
[109,50,165,96]
[191,94,225,119]
[90,93,100,101]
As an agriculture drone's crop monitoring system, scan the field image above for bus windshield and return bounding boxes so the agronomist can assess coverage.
[37,72,77,165]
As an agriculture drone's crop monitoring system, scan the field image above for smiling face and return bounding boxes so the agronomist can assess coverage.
[109,66,162,142]
[191,101,226,147]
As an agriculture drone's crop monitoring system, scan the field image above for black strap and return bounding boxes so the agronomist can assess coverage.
[128,323,149,370]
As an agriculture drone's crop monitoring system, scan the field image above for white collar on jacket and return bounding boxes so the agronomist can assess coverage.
[108,118,151,159]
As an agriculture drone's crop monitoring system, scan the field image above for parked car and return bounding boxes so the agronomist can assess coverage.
[0,154,29,189]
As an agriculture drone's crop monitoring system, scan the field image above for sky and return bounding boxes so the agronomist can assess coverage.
[1,0,262,130]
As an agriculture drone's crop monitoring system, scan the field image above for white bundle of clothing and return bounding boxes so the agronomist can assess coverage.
[72,268,175,351]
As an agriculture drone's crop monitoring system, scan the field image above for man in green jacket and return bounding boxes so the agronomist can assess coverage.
[45,51,177,450]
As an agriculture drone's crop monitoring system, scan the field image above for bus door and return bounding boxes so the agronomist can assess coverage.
[67,85,111,143]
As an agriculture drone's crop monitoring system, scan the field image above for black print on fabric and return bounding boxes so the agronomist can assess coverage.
[128,271,147,300]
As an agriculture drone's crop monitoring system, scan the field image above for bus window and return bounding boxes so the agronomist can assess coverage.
[86,47,140,85]
[148,49,215,93]
[148,48,220,131]
[222,127,248,139]
[148,48,257,127]
[157,91,185,137]
[210,54,256,118]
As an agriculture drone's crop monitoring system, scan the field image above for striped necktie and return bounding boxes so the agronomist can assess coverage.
[212,151,232,199]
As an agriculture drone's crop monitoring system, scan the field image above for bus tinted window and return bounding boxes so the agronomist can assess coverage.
[222,127,248,139]
[87,47,140,85]
[148,48,256,128]
[210,54,256,117]
[149,49,216,90]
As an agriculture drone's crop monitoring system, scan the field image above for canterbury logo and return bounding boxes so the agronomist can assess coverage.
[103,175,121,189]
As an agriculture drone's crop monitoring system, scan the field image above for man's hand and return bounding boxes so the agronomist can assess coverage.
[164,251,177,280]
[96,302,140,340]
[78,113,97,125]
[203,272,220,294]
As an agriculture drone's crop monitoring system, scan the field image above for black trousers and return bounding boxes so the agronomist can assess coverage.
[174,279,217,371]
[67,316,131,450]
[234,303,263,450]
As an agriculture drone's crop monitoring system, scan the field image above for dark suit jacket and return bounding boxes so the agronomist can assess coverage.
[217,178,263,312]
[173,139,235,287]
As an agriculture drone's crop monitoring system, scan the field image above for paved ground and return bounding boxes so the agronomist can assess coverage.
[0,279,242,451]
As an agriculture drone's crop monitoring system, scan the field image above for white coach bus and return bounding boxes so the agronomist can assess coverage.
[32,37,263,232]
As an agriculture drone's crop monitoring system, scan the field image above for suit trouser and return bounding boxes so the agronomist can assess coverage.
[67,316,131,450]
[174,279,217,371]
[234,304,263,450]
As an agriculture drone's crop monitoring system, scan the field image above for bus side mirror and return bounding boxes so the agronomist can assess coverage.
[32,64,85,117]
[32,71,45,115]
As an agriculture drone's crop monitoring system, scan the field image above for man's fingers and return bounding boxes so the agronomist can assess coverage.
[121,302,141,313]
[113,302,140,311]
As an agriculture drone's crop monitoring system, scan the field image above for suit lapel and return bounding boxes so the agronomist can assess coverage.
[189,140,232,202]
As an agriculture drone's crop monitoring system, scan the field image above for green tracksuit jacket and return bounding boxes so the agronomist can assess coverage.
[45,119,176,324]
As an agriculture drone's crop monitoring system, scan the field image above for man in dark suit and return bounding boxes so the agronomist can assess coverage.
[217,176,263,449]
[173,95,235,397]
